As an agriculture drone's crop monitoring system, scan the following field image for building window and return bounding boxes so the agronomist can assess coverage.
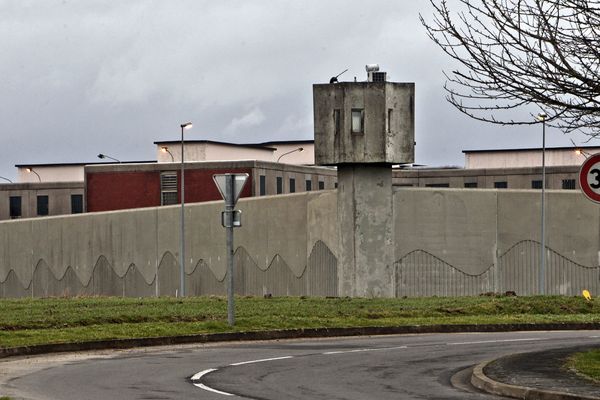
[305,179,312,191]
[289,178,296,193]
[259,175,266,196]
[351,109,364,134]
[494,181,508,189]
[334,182,338,189]
[464,182,477,188]
[387,108,393,133]
[9,196,21,219]
[276,177,283,194]
[160,172,178,205]
[71,194,83,214]
[425,183,450,188]
[562,179,576,190]
[531,180,543,189]
[318,180,325,190]
[333,109,340,136]
[37,195,49,216]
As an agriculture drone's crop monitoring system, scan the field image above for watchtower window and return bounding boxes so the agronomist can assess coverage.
[351,109,364,134]
[333,109,340,136]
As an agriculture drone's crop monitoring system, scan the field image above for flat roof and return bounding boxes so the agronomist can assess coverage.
[153,139,276,151]
[15,161,157,168]
[259,139,313,146]
[463,145,600,154]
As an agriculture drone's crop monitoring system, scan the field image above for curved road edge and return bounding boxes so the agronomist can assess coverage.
[2,322,600,360]
[471,358,600,400]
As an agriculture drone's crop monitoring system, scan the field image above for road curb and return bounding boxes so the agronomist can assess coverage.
[471,359,600,400]
[1,322,600,360]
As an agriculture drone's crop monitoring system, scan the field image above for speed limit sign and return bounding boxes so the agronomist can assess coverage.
[579,153,600,203]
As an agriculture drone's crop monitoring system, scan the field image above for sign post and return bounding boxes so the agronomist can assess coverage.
[579,153,600,204]
[212,173,248,326]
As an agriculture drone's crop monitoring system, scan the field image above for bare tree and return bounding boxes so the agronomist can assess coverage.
[421,0,600,136]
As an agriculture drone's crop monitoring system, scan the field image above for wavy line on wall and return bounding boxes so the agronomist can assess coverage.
[396,250,493,277]
[0,240,337,296]
[396,239,600,276]
[181,240,335,282]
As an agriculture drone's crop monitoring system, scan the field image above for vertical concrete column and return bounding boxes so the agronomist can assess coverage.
[337,164,394,297]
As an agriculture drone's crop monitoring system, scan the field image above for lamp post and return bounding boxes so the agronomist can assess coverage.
[180,122,192,297]
[276,147,304,163]
[97,153,121,163]
[538,113,547,295]
[26,168,41,182]
[0,176,12,183]
[161,146,175,162]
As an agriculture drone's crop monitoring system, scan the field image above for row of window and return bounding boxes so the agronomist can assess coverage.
[424,179,577,190]
[259,176,327,196]
[159,172,332,203]
[9,194,83,219]
[333,108,394,135]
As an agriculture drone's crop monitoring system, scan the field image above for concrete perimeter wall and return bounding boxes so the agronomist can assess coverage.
[395,188,600,296]
[0,191,338,298]
[1,187,598,298]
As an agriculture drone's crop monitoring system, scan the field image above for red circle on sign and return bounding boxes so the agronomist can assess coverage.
[579,153,600,203]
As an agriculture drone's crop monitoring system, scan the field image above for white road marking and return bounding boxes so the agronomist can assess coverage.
[323,345,407,355]
[190,368,235,396]
[229,356,294,366]
[590,336,600,338]
[191,368,217,381]
[193,382,235,396]
[447,337,546,345]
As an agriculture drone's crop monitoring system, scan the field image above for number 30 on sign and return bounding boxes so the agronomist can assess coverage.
[579,153,600,203]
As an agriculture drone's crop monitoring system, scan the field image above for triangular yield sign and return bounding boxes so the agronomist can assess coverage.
[212,173,249,205]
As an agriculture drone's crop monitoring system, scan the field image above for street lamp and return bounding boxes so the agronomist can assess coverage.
[161,146,174,162]
[276,147,304,163]
[575,148,591,157]
[0,176,12,183]
[25,168,41,182]
[97,153,121,163]
[537,113,547,295]
[180,122,192,297]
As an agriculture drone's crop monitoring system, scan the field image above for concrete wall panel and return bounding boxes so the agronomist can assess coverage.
[3,220,33,286]
[187,200,227,280]
[394,188,497,275]
[236,194,308,278]
[307,190,337,259]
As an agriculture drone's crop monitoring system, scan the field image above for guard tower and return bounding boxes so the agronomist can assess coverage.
[313,65,415,297]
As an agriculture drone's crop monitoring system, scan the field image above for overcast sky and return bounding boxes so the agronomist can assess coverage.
[0,0,591,180]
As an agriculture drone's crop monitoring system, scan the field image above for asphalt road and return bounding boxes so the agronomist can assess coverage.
[3,330,600,399]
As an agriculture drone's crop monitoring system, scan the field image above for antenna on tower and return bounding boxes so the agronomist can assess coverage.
[329,68,348,84]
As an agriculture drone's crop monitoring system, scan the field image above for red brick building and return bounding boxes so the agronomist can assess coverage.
[85,160,337,212]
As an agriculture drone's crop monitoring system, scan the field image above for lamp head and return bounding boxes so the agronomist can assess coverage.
[537,113,547,121]
[161,146,169,153]
[181,122,193,129]
[575,149,582,155]
[97,154,105,159]
[26,168,32,173]
[298,147,304,152]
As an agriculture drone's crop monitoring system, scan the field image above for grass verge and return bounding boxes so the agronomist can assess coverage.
[0,295,599,349]
[567,349,600,382]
